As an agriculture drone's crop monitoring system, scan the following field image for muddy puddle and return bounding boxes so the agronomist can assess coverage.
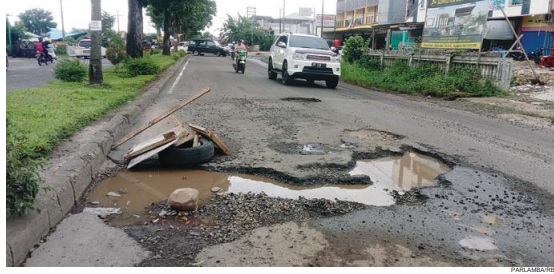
[87,152,450,226]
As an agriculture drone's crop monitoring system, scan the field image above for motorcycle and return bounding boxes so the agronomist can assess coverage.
[36,50,48,66]
[509,47,543,64]
[233,50,246,74]
[529,48,544,64]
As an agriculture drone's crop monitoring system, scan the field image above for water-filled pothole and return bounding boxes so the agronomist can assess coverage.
[87,152,450,226]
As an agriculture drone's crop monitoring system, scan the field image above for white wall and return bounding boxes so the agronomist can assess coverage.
[489,0,550,18]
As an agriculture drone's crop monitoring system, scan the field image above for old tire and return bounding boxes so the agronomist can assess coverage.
[158,136,215,167]
[268,60,277,80]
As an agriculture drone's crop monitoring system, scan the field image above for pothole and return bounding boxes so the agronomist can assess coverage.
[86,152,450,226]
[302,143,326,154]
[281,97,322,102]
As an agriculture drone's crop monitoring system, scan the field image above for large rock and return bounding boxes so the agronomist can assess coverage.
[167,188,199,211]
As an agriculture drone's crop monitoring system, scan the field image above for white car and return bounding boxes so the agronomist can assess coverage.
[67,38,107,58]
[177,41,188,52]
[267,33,341,88]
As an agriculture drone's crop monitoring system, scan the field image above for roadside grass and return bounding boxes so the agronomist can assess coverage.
[6,53,181,216]
[6,53,179,157]
[341,61,507,98]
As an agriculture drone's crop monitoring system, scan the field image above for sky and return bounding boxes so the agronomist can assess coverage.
[4,0,337,35]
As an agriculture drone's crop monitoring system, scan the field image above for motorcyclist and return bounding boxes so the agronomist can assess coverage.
[37,37,52,61]
[234,40,247,63]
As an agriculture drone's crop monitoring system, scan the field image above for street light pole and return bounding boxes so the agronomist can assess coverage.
[60,0,66,41]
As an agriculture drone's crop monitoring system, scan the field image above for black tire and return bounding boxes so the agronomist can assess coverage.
[158,136,215,167]
[193,51,199,56]
[268,60,277,80]
[217,51,221,56]
[326,77,339,89]
[281,61,292,85]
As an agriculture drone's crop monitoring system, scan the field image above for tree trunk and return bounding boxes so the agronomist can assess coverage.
[126,0,143,58]
[162,5,171,56]
[89,0,103,85]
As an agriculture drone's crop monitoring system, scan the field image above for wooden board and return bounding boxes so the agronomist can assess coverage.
[112,87,210,149]
[124,131,177,160]
[188,123,231,155]
[192,134,200,147]
[173,124,195,147]
[127,140,177,169]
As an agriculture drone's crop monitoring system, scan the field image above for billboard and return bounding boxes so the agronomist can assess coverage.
[316,14,336,28]
[422,0,489,49]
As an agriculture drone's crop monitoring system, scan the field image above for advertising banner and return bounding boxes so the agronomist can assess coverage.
[316,14,336,28]
[422,0,489,49]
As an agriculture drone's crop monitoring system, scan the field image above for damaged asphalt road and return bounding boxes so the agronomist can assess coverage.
[27,55,554,266]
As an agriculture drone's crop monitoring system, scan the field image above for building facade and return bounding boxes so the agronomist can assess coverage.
[329,0,554,52]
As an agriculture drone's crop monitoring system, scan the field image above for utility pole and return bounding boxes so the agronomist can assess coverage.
[320,0,324,37]
[60,0,65,40]
[116,10,122,33]
[279,8,282,33]
[89,0,103,85]
[282,0,285,32]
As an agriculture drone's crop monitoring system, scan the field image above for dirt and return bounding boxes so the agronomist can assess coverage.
[462,61,554,126]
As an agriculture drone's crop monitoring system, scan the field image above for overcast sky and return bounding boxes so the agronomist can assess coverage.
[4,0,337,35]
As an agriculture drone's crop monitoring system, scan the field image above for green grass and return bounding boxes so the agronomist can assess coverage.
[341,61,507,98]
[6,53,179,156]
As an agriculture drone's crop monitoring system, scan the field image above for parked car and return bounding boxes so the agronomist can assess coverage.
[268,33,341,88]
[177,41,189,52]
[186,39,227,57]
[67,38,107,58]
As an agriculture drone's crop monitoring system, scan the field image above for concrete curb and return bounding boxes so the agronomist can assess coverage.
[6,55,190,267]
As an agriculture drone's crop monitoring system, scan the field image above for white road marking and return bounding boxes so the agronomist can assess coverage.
[168,59,190,94]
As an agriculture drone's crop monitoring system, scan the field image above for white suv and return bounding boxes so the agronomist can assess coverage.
[268,33,341,89]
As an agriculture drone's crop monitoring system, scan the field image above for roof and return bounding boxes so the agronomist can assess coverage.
[46,28,88,41]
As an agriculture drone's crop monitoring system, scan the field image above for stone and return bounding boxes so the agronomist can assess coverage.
[107,192,121,197]
[211,187,222,193]
[168,188,199,211]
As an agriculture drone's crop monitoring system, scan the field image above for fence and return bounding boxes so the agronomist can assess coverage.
[363,50,513,91]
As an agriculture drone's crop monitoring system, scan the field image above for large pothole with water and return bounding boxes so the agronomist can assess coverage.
[86,151,451,227]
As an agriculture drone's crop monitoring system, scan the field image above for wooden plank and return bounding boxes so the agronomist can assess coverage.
[192,134,200,147]
[127,140,177,169]
[124,131,177,160]
[173,128,195,147]
[188,123,231,155]
[112,87,211,149]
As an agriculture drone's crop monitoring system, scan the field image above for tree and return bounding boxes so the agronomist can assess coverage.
[18,8,57,35]
[147,0,216,55]
[223,14,275,50]
[145,5,163,38]
[127,0,147,58]
[6,19,26,52]
[102,11,115,31]
[101,11,117,48]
